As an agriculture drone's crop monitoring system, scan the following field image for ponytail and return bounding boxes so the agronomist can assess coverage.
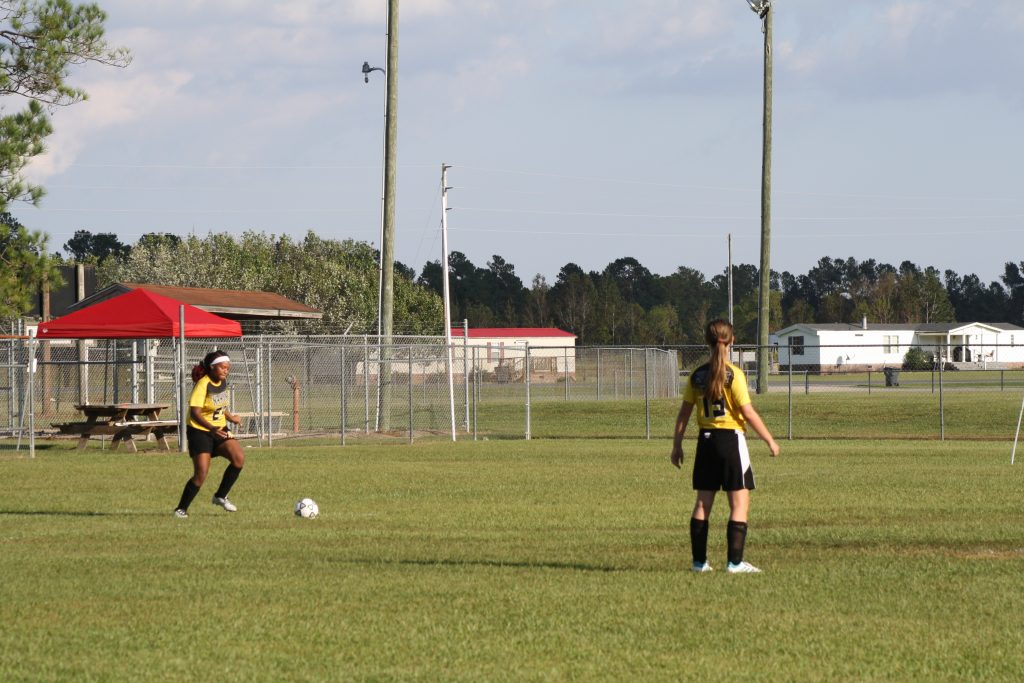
[704,319,735,401]
[191,364,206,383]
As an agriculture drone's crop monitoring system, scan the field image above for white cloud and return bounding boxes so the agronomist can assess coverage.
[446,38,531,111]
[883,2,928,45]
[25,70,193,181]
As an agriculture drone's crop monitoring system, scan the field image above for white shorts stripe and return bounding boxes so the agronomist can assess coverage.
[735,430,754,488]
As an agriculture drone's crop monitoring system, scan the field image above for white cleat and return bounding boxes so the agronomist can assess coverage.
[211,496,237,512]
[174,508,189,519]
[691,561,713,573]
[726,561,762,574]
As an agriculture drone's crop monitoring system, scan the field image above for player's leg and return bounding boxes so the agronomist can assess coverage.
[175,451,211,517]
[690,490,716,570]
[690,430,723,571]
[723,431,759,573]
[211,438,245,511]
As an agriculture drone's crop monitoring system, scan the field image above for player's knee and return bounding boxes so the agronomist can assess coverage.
[193,465,210,486]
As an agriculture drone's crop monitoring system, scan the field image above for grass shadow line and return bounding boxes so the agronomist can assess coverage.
[335,556,629,573]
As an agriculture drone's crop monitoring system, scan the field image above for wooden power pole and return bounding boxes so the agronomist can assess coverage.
[378,0,399,429]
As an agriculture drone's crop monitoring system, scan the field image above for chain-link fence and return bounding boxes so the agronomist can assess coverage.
[2,335,681,455]
[674,342,1024,443]
[7,337,1024,457]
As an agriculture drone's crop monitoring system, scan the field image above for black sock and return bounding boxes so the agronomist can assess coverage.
[727,520,748,565]
[214,465,242,500]
[176,480,200,511]
[690,518,709,564]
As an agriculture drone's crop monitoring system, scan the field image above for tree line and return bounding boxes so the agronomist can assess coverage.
[4,223,1023,343]
[417,252,1024,345]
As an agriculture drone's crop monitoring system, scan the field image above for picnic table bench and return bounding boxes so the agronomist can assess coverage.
[55,403,177,452]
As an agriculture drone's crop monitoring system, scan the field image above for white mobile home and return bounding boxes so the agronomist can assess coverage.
[451,327,577,381]
[774,320,1024,371]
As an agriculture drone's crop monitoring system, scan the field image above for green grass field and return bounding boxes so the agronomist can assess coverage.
[2,438,1024,681]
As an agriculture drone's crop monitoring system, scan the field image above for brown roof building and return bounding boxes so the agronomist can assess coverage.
[68,283,322,321]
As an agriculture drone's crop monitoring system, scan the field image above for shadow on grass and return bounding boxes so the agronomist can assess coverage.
[0,509,157,517]
[336,556,629,573]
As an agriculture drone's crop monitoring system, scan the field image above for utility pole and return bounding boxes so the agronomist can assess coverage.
[728,233,734,325]
[748,0,773,394]
[441,164,456,441]
[378,0,400,429]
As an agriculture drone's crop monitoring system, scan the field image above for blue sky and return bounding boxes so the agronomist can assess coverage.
[12,0,1024,284]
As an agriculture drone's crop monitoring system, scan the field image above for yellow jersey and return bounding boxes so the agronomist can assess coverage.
[682,361,752,431]
[188,375,230,431]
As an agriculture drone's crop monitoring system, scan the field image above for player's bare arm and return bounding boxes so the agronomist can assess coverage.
[739,403,780,457]
[671,401,695,468]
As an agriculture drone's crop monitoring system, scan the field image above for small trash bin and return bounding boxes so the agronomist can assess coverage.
[883,367,900,387]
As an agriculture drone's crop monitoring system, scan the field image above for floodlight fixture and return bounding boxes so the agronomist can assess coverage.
[362,61,385,83]
[746,0,770,18]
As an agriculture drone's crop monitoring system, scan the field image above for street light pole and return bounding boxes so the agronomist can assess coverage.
[362,0,400,430]
[361,60,385,344]
[747,0,772,394]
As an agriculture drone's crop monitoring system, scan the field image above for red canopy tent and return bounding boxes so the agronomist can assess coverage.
[37,288,241,339]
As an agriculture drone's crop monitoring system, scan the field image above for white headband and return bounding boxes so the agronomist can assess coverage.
[210,355,230,367]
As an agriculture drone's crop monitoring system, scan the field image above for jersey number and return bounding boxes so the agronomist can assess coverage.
[702,397,726,419]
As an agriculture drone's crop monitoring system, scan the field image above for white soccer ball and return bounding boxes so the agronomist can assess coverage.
[294,498,319,519]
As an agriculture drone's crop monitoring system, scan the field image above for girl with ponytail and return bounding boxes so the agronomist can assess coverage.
[173,350,245,518]
[670,319,779,573]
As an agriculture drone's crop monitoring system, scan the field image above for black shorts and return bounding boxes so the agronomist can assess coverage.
[186,426,232,458]
[692,429,755,491]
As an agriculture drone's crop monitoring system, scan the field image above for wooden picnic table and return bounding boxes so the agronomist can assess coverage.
[56,403,177,452]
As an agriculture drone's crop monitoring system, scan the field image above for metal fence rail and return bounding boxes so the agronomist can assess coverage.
[7,338,1024,456]
[4,335,681,454]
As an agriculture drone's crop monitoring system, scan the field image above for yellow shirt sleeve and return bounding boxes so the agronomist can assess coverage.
[729,364,752,408]
[682,376,697,405]
[189,376,210,408]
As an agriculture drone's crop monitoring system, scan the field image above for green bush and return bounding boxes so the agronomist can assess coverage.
[902,346,933,371]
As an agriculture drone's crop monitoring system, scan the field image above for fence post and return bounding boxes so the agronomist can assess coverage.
[597,348,602,400]
[75,338,86,406]
[177,310,187,453]
[340,345,346,446]
[463,320,470,431]
[408,346,414,444]
[1001,369,1004,392]
[303,337,311,429]
[267,340,274,448]
[27,337,36,457]
[644,347,651,440]
[363,335,370,434]
[525,343,531,441]
[939,348,945,441]
[622,352,630,401]
[250,339,262,446]
[130,340,139,403]
[787,356,793,440]
[8,330,14,431]
[472,346,478,442]
[145,339,155,404]
[804,370,810,396]
[564,346,569,401]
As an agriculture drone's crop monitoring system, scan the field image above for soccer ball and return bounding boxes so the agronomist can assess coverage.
[294,498,319,519]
